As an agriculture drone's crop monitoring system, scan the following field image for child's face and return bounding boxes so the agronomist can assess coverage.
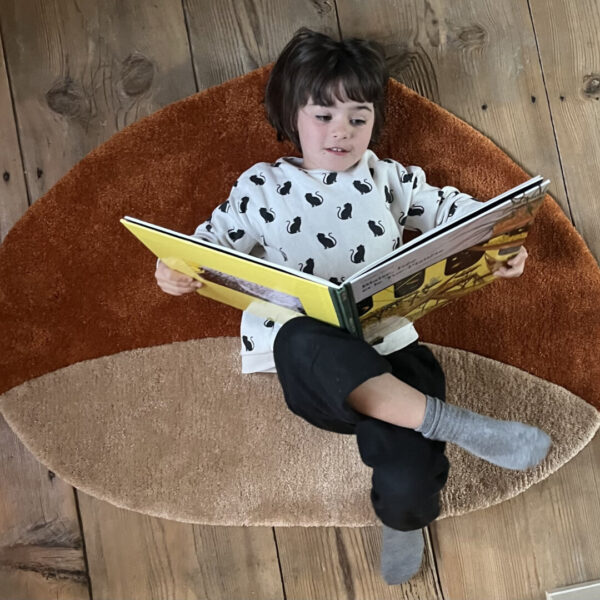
[296,96,375,172]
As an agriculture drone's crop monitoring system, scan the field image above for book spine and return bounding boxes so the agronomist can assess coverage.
[330,285,364,340]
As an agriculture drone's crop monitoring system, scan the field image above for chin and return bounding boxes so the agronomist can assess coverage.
[326,154,356,171]
[339,157,359,171]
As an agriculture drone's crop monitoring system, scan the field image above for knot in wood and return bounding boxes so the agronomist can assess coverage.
[582,73,600,98]
[120,53,154,96]
[310,0,332,15]
[382,43,412,79]
[45,77,88,118]
[456,24,487,49]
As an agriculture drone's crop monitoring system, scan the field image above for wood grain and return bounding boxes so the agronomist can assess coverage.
[0,0,196,201]
[336,0,570,214]
[275,526,443,599]
[0,21,86,600]
[0,417,89,600]
[78,493,283,600]
[529,0,600,260]
[334,2,600,598]
[1,0,600,598]
[431,433,600,600]
[0,26,29,240]
[184,0,340,88]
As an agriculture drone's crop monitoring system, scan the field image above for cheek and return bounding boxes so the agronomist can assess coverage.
[296,120,310,148]
[362,123,375,144]
[300,123,322,145]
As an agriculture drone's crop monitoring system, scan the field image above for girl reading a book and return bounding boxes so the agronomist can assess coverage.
[155,28,550,585]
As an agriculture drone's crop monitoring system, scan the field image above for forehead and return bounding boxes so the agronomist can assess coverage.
[304,77,374,106]
[305,96,373,110]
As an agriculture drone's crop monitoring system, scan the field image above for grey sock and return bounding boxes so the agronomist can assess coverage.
[416,395,551,470]
[380,525,424,585]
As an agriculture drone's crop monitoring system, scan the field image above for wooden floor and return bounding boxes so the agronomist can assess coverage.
[1,1,599,598]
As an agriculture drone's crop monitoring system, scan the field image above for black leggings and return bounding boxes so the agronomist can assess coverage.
[273,317,449,531]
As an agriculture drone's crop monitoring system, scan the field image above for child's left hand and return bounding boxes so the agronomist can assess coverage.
[494,246,528,278]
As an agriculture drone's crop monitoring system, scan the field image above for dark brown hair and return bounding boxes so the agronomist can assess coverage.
[265,28,389,151]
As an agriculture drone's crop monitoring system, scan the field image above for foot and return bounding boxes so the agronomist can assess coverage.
[380,525,424,585]
[416,395,552,470]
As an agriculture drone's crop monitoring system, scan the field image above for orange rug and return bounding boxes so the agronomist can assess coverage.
[1,66,599,525]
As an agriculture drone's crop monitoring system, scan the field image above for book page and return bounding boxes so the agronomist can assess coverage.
[349,177,549,303]
[358,230,524,343]
[351,178,549,343]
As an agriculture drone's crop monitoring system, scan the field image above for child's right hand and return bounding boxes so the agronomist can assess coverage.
[155,260,203,296]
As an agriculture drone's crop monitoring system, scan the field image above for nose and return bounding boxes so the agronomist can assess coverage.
[331,119,351,139]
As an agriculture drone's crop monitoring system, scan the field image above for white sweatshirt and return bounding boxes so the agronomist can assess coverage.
[193,150,479,373]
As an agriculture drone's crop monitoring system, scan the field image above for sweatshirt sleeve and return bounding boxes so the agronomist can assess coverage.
[393,164,481,233]
[192,183,261,255]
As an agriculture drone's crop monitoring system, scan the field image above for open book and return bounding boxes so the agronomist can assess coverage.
[122,176,550,343]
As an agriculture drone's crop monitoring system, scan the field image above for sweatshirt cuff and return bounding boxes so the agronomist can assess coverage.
[241,351,277,374]
[372,322,420,355]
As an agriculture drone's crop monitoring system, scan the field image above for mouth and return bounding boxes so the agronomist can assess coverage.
[326,147,350,155]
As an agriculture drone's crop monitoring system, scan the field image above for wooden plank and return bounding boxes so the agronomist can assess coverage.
[2,2,282,599]
[1,0,197,202]
[529,0,600,260]
[1,1,305,597]
[183,0,340,88]
[275,526,442,599]
[0,25,29,240]
[336,0,569,215]
[335,2,600,597]
[430,434,600,600]
[3,1,597,599]
[78,493,283,600]
[0,416,89,600]
[1,22,87,600]
[183,3,375,597]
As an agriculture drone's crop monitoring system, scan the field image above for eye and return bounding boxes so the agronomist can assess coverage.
[351,119,366,126]
[316,115,331,121]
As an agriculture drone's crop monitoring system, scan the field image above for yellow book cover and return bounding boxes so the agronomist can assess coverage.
[122,175,549,342]
[120,217,356,333]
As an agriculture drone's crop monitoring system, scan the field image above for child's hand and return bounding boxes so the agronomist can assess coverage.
[155,260,203,295]
[494,246,528,279]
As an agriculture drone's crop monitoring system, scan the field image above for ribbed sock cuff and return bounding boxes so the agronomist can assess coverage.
[415,394,442,438]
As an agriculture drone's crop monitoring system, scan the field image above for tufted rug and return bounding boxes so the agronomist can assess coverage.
[1,66,599,525]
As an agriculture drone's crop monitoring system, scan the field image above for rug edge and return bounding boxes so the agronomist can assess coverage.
[2,340,599,526]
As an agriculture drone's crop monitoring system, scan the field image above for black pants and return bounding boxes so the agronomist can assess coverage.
[273,317,449,531]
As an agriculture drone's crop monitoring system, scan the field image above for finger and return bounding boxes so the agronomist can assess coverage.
[156,268,195,283]
[157,274,202,290]
[506,258,522,269]
[157,276,196,290]
[157,281,187,295]
[494,262,516,276]
[495,266,522,278]
[160,286,189,296]
[156,268,200,284]
[159,281,202,295]
[510,247,528,264]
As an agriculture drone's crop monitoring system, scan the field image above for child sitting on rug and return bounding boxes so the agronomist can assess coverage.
[155,28,551,585]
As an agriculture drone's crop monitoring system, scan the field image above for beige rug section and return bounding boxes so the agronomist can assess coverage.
[1,339,598,526]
